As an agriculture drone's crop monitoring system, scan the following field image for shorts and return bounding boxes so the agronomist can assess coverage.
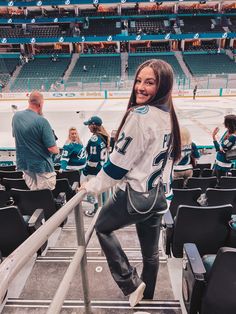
[23,171,57,190]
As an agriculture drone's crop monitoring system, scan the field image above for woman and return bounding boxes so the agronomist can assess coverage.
[60,127,86,171]
[173,126,200,184]
[212,114,236,180]
[80,59,181,306]
[82,116,110,217]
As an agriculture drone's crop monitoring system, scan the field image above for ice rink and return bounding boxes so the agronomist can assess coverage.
[0,96,236,148]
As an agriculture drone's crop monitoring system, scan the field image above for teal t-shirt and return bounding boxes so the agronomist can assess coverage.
[12,109,56,173]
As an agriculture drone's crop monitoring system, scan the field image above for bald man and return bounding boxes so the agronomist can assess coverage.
[12,91,59,190]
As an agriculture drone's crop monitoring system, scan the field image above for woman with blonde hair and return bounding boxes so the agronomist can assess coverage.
[82,116,110,217]
[60,127,86,171]
[173,126,200,182]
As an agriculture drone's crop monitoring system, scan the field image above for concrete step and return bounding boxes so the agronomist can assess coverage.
[14,260,174,301]
[45,247,166,261]
[3,299,182,313]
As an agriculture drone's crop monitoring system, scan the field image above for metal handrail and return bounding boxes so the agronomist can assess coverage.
[0,190,86,306]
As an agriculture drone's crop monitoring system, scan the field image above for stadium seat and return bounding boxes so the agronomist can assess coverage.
[52,178,78,202]
[10,188,65,221]
[168,188,202,218]
[56,170,80,186]
[2,178,29,191]
[183,245,236,314]
[195,163,212,171]
[171,178,185,189]
[230,169,236,177]
[218,176,236,189]
[206,188,236,214]
[192,168,201,177]
[162,204,233,257]
[0,171,23,184]
[0,165,16,171]
[0,205,47,257]
[201,168,213,177]
[0,190,13,207]
[185,177,217,193]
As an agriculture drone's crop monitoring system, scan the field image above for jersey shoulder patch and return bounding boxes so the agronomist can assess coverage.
[90,135,98,142]
[133,105,149,115]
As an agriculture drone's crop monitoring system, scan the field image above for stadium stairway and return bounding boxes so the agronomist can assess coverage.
[1,201,182,314]
[63,53,80,83]
[174,52,193,82]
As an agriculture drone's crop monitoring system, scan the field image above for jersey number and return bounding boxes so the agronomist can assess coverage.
[147,150,167,190]
[115,132,133,155]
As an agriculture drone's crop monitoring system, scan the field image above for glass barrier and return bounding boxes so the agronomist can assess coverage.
[1,74,235,93]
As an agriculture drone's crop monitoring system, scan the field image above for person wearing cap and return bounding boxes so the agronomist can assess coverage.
[12,90,59,190]
[82,116,110,217]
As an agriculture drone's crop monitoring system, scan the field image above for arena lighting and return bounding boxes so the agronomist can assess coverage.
[65,0,70,4]
[54,18,58,22]
[8,1,14,6]
[199,0,206,3]
[7,19,12,23]
[36,1,42,6]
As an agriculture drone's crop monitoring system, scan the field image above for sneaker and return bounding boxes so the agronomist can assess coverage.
[129,282,146,308]
[84,203,98,217]
[84,209,96,217]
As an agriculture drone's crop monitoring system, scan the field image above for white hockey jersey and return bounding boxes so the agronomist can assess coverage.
[84,105,173,204]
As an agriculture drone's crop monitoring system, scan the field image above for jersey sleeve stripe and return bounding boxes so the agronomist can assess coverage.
[103,159,128,180]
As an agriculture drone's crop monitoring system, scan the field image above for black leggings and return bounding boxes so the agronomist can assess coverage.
[95,188,163,298]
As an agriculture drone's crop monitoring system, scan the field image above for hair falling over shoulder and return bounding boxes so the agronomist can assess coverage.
[116,59,181,162]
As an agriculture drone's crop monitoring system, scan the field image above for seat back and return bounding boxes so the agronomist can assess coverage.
[230,169,236,177]
[11,188,57,220]
[172,204,232,257]
[53,178,75,201]
[171,178,184,189]
[0,190,12,207]
[195,163,212,171]
[56,170,80,186]
[192,168,201,177]
[202,247,236,314]
[186,176,217,193]
[218,176,236,189]
[0,170,23,182]
[169,188,202,217]
[0,205,29,257]
[201,168,213,177]
[2,178,29,191]
[206,188,236,214]
[0,165,16,171]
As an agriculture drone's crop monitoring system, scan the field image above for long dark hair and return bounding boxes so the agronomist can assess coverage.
[116,59,181,162]
[224,114,236,134]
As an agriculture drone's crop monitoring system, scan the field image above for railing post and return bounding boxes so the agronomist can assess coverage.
[74,202,93,314]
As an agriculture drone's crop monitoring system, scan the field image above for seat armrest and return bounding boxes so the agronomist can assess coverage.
[28,208,45,231]
[55,192,66,208]
[163,210,174,227]
[72,181,79,191]
[183,243,206,281]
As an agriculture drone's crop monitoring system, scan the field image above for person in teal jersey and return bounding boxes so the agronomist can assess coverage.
[82,116,110,217]
[174,126,200,184]
[60,127,86,171]
[212,114,236,180]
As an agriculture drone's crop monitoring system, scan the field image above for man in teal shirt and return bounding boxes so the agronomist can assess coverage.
[12,91,59,190]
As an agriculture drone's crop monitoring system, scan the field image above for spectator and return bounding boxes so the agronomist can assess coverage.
[12,91,59,190]
[173,126,200,184]
[79,59,181,306]
[83,65,87,72]
[212,114,236,180]
[60,127,86,171]
[82,116,110,217]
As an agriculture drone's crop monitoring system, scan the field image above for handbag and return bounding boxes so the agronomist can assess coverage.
[126,137,172,215]
[225,149,236,161]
